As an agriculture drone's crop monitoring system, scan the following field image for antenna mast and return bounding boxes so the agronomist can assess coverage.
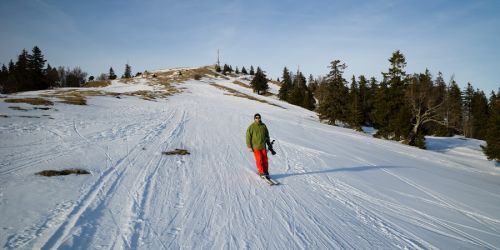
[217,49,220,67]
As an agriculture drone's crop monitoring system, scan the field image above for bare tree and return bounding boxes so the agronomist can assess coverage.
[405,70,446,146]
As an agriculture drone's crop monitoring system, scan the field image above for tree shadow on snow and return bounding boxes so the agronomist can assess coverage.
[272,165,406,180]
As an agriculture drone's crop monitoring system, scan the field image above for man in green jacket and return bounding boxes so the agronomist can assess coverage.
[246,113,270,177]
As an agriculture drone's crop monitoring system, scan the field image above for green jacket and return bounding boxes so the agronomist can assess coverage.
[246,122,270,150]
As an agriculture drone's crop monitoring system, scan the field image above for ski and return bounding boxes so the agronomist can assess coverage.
[260,175,280,186]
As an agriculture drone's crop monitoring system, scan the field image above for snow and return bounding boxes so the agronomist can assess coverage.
[1,70,499,249]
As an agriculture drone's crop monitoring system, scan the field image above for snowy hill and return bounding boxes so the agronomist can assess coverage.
[1,66,499,249]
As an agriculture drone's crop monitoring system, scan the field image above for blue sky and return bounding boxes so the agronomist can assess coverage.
[1,0,499,93]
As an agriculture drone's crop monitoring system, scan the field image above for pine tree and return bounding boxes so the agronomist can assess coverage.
[471,89,489,140]
[278,67,292,101]
[0,64,7,93]
[14,49,31,92]
[357,75,370,125]
[429,72,448,135]
[241,66,247,74]
[308,74,318,95]
[46,64,60,88]
[463,82,475,137]
[483,89,500,161]
[365,77,378,126]
[250,67,268,94]
[222,64,230,75]
[123,64,132,78]
[235,66,239,74]
[348,75,363,130]
[28,46,48,90]
[447,78,463,134]
[109,67,117,80]
[316,60,348,125]
[371,80,390,136]
[382,50,412,140]
[249,66,255,75]
[288,70,306,106]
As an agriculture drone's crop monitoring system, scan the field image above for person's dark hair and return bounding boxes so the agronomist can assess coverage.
[254,113,261,119]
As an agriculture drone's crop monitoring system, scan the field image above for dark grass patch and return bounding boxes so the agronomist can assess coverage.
[36,168,90,177]
[0,114,9,118]
[57,95,87,105]
[19,115,41,118]
[163,149,190,155]
[34,107,51,110]
[8,106,29,111]
[4,97,54,106]
[232,80,251,89]
[84,80,111,87]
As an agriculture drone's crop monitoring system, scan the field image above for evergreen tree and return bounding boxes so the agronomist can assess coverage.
[222,64,230,75]
[483,89,500,161]
[0,64,7,93]
[123,64,132,78]
[278,67,292,101]
[28,46,48,90]
[371,80,390,135]
[308,74,318,95]
[447,78,463,134]
[382,50,412,140]
[471,89,489,140]
[109,67,117,80]
[215,64,221,73]
[46,64,60,88]
[235,66,239,74]
[429,72,448,135]
[249,66,255,75]
[357,75,370,125]
[241,66,247,74]
[316,60,349,125]
[348,75,363,130]
[365,77,378,125]
[463,82,475,137]
[288,70,307,107]
[250,67,268,94]
[8,60,15,73]
[15,49,31,91]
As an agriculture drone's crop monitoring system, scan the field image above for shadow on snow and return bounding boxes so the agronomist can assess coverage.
[272,165,407,180]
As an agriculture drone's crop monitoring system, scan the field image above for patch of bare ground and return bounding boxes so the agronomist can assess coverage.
[36,169,90,177]
[83,80,111,87]
[210,83,285,109]
[163,149,190,155]
[232,80,251,89]
[19,115,41,118]
[4,97,54,106]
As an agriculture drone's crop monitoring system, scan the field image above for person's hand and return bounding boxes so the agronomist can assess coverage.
[248,148,253,152]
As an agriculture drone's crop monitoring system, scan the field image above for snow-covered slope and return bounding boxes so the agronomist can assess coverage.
[1,68,499,249]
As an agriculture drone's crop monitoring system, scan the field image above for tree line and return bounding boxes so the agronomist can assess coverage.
[277,50,499,161]
[0,46,135,93]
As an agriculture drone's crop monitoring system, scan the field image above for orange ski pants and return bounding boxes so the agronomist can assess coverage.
[253,149,269,174]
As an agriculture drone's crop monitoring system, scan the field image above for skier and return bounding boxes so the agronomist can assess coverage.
[246,113,271,178]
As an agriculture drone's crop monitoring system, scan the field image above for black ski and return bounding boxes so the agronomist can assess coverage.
[260,175,280,186]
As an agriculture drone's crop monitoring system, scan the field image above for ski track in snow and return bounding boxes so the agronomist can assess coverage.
[1,75,499,249]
